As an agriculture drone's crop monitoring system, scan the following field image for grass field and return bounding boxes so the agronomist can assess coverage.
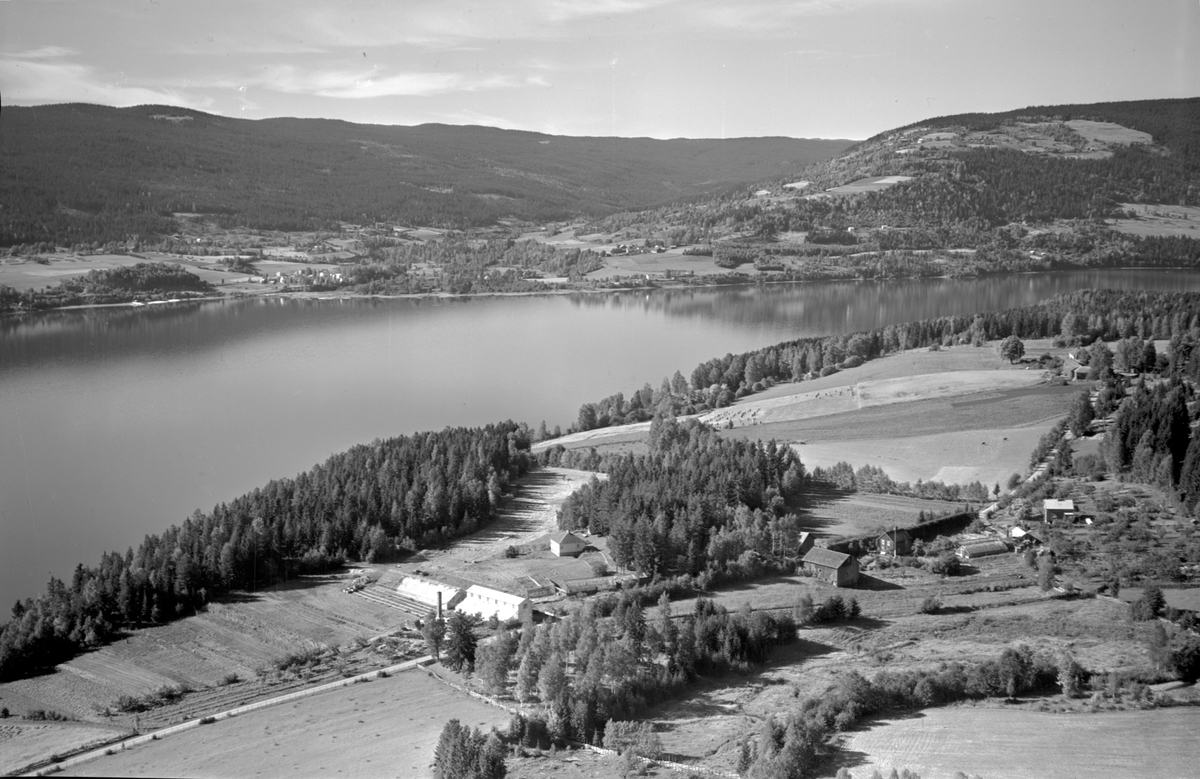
[0,572,411,728]
[0,721,129,775]
[792,425,1047,488]
[824,176,915,195]
[796,490,971,538]
[642,580,1153,774]
[67,669,510,779]
[540,344,1077,494]
[840,705,1200,779]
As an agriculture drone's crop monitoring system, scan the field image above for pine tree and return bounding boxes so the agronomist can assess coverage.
[444,611,478,673]
[514,651,538,702]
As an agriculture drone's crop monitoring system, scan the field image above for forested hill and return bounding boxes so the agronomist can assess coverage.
[580,97,1200,277]
[0,103,851,246]
[787,96,1200,224]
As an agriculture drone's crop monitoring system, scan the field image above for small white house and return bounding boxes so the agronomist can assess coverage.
[549,530,587,558]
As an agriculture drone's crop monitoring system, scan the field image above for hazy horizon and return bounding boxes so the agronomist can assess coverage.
[2,0,1197,141]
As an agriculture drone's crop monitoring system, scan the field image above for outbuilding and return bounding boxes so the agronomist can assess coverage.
[549,530,587,557]
[801,548,860,587]
[457,585,533,623]
[955,539,1010,560]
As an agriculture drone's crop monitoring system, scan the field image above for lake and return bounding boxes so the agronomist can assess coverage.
[2,270,1198,609]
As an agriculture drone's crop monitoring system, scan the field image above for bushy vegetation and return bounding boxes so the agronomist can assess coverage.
[744,646,1059,777]
[481,592,795,751]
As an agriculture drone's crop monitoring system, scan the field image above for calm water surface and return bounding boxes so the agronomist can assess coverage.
[2,270,1198,607]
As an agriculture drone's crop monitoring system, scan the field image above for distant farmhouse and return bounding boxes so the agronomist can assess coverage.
[877,529,912,557]
[1043,499,1076,523]
[802,547,860,587]
[549,530,586,557]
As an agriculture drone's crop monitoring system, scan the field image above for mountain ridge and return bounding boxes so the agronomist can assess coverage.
[0,103,853,246]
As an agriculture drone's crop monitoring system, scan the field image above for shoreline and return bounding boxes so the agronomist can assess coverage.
[5,265,1200,318]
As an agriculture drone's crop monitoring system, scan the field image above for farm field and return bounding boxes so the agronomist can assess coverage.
[839,705,1200,779]
[792,424,1047,488]
[823,175,914,195]
[537,343,1078,495]
[0,571,412,728]
[633,536,1166,778]
[0,252,341,295]
[1109,202,1200,238]
[0,721,129,776]
[795,490,970,538]
[586,251,750,279]
[66,668,510,779]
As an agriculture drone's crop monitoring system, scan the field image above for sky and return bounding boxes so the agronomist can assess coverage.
[1,0,1198,140]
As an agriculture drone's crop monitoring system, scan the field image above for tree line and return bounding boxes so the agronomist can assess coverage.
[0,262,215,313]
[566,289,1200,437]
[0,422,533,680]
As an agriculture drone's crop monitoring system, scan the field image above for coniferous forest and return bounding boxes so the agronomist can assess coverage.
[0,422,532,679]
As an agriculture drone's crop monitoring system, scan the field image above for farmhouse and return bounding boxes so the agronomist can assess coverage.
[549,530,587,557]
[802,548,860,587]
[877,529,912,556]
[457,585,533,623]
[956,539,1010,560]
[1043,499,1076,523]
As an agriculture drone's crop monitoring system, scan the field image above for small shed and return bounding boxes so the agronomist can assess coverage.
[1043,499,1075,523]
[797,531,815,557]
[802,548,860,587]
[955,539,1010,560]
[877,529,912,556]
[549,530,587,558]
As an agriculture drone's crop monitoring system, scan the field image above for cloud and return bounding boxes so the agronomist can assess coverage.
[0,49,209,109]
[229,64,518,99]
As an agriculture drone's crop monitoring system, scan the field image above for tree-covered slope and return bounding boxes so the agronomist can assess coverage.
[0,104,851,246]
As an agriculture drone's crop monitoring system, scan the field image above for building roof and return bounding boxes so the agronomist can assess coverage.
[958,539,1010,555]
[802,547,854,569]
[549,530,585,545]
[1043,499,1076,511]
[879,528,912,541]
[464,585,530,607]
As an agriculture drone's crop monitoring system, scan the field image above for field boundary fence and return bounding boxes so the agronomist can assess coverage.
[28,656,434,777]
